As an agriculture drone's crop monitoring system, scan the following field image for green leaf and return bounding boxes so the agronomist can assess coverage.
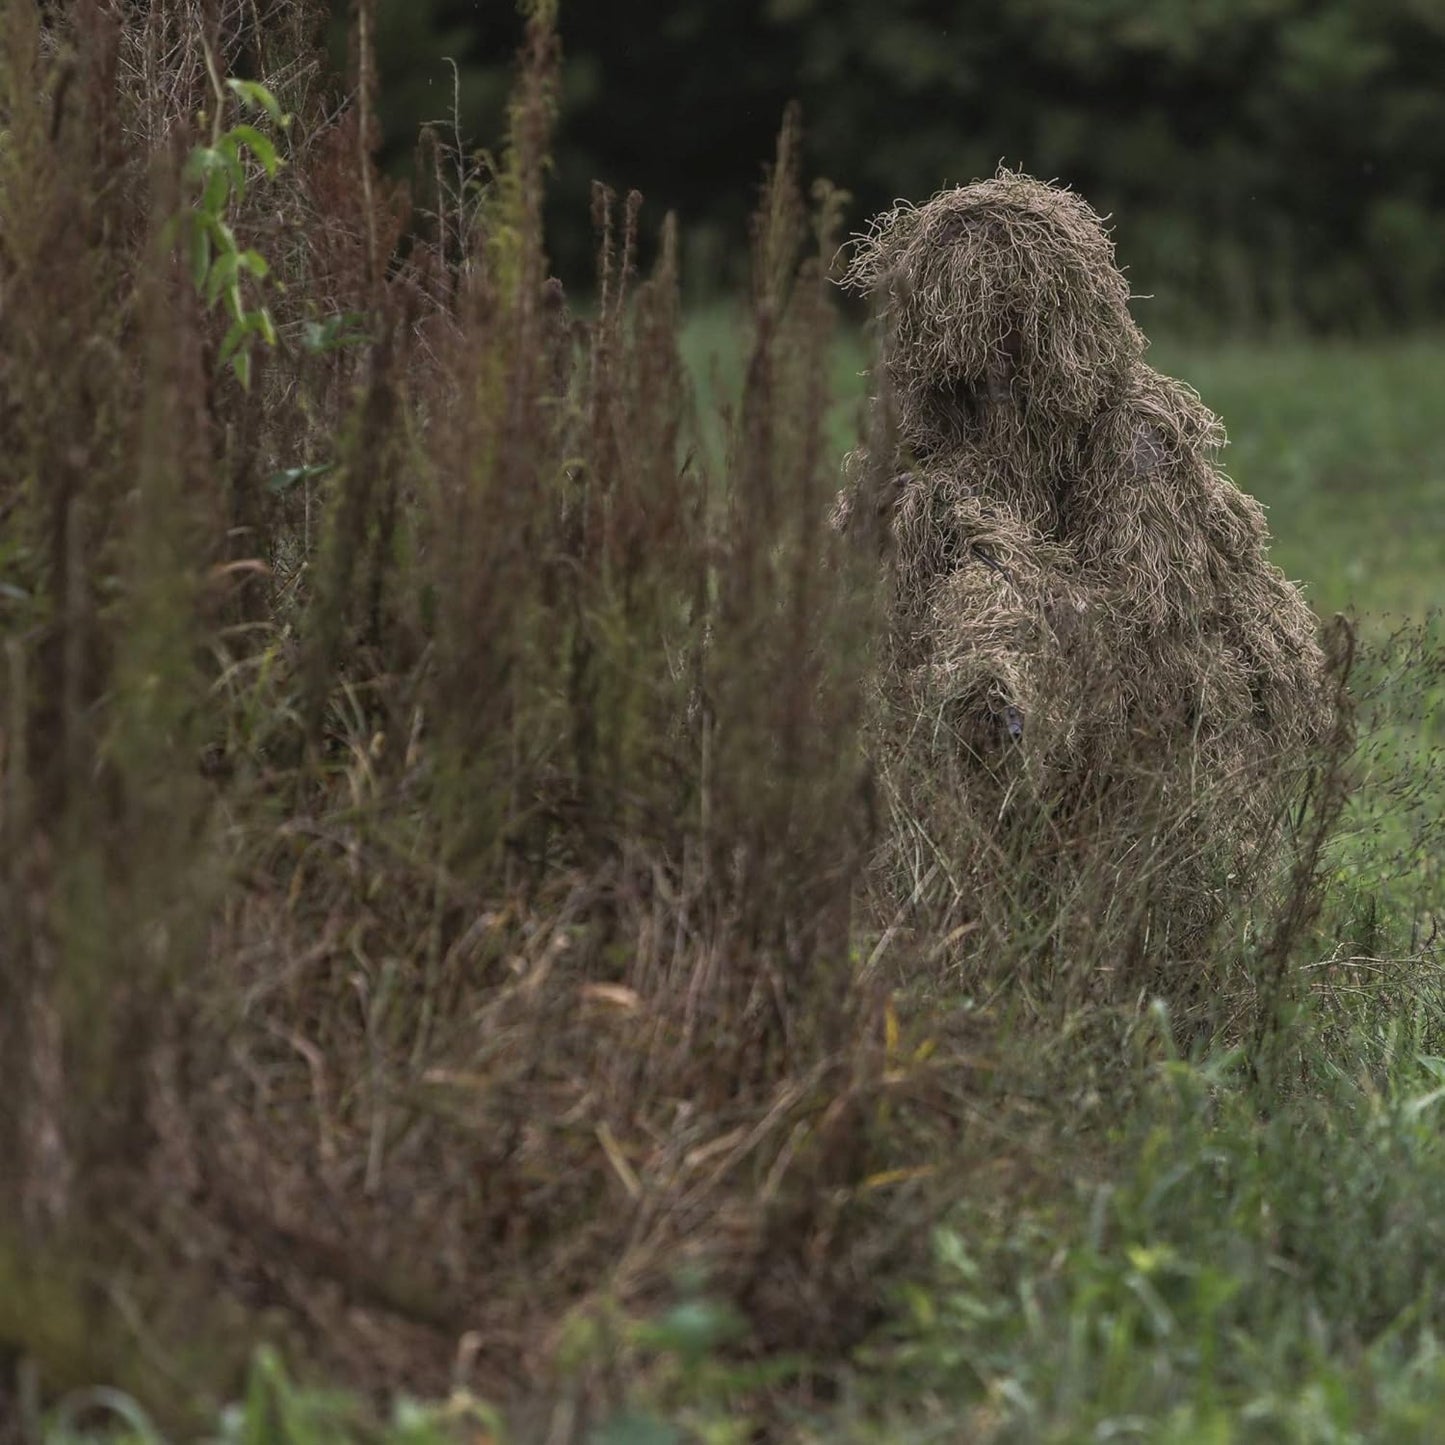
[300,311,374,353]
[188,222,212,290]
[220,314,261,363]
[225,79,289,130]
[204,166,233,216]
[221,310,278,368]
[231,348,253,390]
[229,124,281,177]
[219,318,246,365]
[215,140,250,204]
[186,144,244,204]
[237,249,270,280]
[205,249,241,308]
[181,145,213,184]
[267,463,333,495]
[198,212,240,256]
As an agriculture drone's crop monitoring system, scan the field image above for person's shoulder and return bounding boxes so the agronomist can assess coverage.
[1089,365,1225,482]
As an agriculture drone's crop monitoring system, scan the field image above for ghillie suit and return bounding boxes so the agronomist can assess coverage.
[836,171,1332,969]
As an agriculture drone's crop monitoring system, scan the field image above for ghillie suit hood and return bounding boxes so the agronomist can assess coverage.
[837,171,1335,982]
[841,170,1146,529]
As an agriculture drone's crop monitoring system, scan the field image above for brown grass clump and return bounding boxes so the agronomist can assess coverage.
[838,170,1335,985]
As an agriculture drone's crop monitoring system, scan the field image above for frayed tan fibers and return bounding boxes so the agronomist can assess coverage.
[838,169,1331,954]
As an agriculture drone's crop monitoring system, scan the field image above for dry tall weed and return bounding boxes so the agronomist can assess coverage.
[0,1,932,1426]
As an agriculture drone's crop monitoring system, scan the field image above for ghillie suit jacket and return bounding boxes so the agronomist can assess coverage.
[835,172,1333,945]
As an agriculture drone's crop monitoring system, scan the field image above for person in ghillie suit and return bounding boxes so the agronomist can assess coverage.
[835,170,1334,948]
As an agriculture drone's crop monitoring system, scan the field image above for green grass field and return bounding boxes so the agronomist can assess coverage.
[1153,337,1445,622]
[685,311,1445,622]
[653,322,1445,1444]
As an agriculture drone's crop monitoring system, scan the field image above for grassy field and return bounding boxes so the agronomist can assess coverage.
[5,6,1444,1442]
[666,321,1445,1445]
[31,331,1443,1445]
[1152,337,1445,622]
[685,311,1445,622]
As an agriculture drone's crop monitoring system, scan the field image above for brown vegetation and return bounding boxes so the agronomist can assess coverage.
[0,5,1352,1434]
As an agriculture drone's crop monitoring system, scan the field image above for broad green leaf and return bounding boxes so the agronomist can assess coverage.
[229,124,281,177]
[198,213,240,255]
[226,79,289,130]
[205,250,241,307]
[221,310,278,363]
[187,144,244,202]
[203,165,233,216]
[223,284,245,323]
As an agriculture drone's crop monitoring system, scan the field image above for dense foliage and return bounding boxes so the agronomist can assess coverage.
[374,0,1445,329]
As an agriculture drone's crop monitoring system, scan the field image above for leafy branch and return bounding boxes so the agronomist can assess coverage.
[175,64,290,389]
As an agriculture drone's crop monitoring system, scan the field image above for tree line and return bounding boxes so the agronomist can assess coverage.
[369,0,1445,330]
